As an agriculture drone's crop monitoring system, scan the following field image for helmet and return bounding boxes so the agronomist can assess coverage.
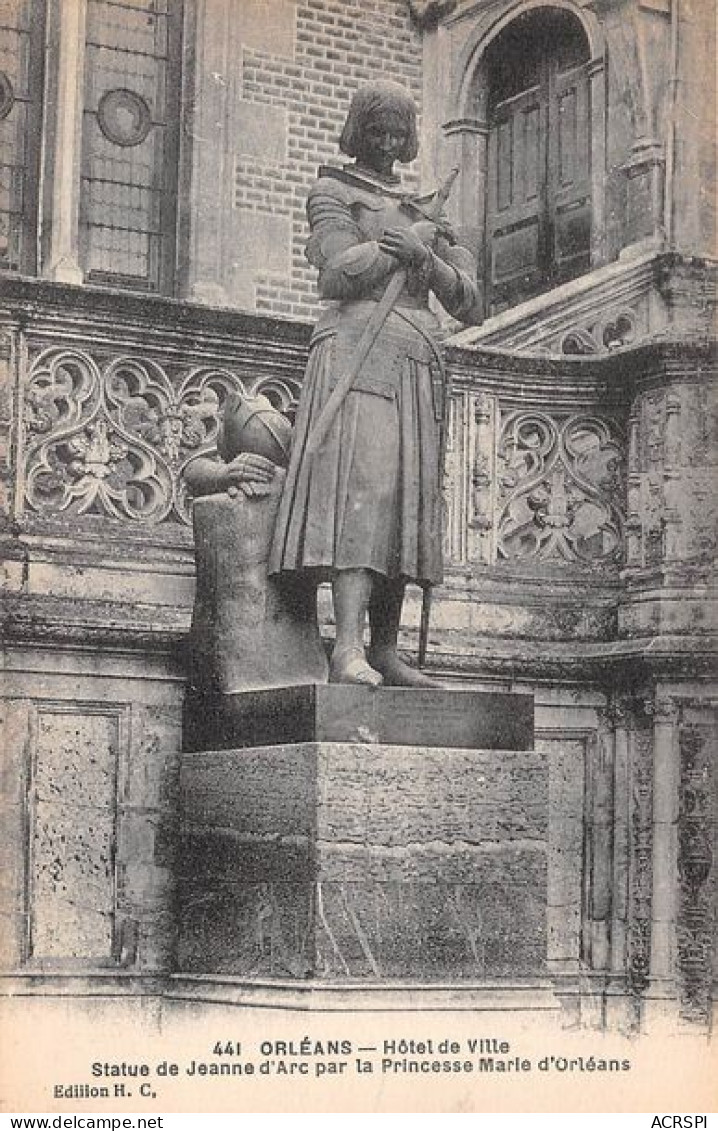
[218,392,292,467]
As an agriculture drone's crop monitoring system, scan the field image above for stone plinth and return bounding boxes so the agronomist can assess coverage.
[183,683,534,752]
[189,483,328,693]
[178,693,546,982]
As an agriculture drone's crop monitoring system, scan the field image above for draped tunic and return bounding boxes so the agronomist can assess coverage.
[268,164,479,586]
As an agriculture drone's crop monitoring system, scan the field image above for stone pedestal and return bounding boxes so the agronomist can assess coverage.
[178,686,544,986]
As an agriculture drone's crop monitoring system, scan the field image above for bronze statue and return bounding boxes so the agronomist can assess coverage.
[269,81,480,687]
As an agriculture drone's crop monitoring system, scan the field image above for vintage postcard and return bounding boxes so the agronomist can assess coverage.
[0,0,716,1115]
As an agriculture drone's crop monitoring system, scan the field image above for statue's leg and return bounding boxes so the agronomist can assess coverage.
[367,575,441,688]
[329,568,383,686]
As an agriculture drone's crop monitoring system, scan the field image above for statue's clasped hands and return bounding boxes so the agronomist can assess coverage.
[224,452,276,498]
[379,220,438,268]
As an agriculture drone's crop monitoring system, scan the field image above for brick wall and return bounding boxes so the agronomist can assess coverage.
[232,0,423,318]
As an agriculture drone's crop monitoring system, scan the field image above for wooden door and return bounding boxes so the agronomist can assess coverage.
[486,81,548,314]
[485,24,592,315]
[549,60,592,286]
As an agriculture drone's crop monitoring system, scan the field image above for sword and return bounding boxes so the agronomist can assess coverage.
[418,368,451,671]
[304,165,460,457]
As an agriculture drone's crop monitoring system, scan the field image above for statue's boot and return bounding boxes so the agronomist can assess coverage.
[329,569,383,687]
[367,577,442,688]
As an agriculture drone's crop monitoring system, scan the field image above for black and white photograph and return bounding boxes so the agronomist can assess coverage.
[0,0,715,1116]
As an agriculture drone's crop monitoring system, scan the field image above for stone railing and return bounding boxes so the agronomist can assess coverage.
[1,278,627,562]
[0,279,309,537]
[1,277,715,668]
[443,346,628,576]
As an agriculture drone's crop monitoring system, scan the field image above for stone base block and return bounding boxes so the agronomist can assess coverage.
[183,683,534,752]
[189,485,328,694]
[178,740,547,983]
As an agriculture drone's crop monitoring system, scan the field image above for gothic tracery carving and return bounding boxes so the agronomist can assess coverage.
[495,411,625,566]
[22,347,300,525]
[560,310,638,356]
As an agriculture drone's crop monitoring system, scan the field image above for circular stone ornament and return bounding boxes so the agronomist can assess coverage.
[0,72,15,120]
[97,88,152,146]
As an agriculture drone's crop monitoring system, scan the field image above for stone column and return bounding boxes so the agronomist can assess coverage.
[623,139,666,251]
[645,696,680,1026]
[468,390,495,566]
[181,0,232,305]
[587,731,615,974]
[44,0,86,284]
[442,117,488,279]
[606,695,633,1028]
[0,330,14,520]
[443,117,488,260]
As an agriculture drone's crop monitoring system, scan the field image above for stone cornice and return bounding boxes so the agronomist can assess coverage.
[3,276,713,402]
[431,635,718,684]
[0,276,312,339]
[445,336,717,415]
[0,276,312,374]
[3,589,714,684]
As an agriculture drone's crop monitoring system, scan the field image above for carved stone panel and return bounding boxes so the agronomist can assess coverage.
[29,706,123,961]
[0,329,13,518]
[20,345,301,526]
[495,410,625,568]
[559,308,644,356]
[627,381,718,571]
[539,734,586,974]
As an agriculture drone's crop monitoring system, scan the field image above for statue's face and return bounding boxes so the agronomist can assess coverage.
[359,110,409,176]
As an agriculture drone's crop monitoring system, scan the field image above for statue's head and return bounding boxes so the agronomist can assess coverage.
[218,393,293,467]
[339,81,419,168]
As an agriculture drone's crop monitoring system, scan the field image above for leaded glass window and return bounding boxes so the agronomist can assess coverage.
[79,0,183,292]
[0,0,46,274]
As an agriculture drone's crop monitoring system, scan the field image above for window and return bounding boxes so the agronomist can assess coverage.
[485,10,592,314]
[0,0,46,274]
[79,0,184,292]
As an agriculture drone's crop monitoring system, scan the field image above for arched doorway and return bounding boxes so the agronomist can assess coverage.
[453,6,597,317]
[486,9,592,313]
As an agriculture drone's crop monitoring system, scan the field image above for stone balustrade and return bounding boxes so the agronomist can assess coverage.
[4,277,714,664]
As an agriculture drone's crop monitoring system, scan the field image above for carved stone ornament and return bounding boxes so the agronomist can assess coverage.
[22,346,300,525]
[97,88,152,147]
[561,310,638,355]
[677,724,715,1024]
[495,411,625,566]
[628,721,653,995]
[0,71,14,120]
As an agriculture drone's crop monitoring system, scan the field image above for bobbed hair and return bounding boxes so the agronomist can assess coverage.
[339,81,419,164]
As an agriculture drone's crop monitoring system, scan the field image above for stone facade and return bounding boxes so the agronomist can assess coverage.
[0,0,716,1033]
[185,0,423,315]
